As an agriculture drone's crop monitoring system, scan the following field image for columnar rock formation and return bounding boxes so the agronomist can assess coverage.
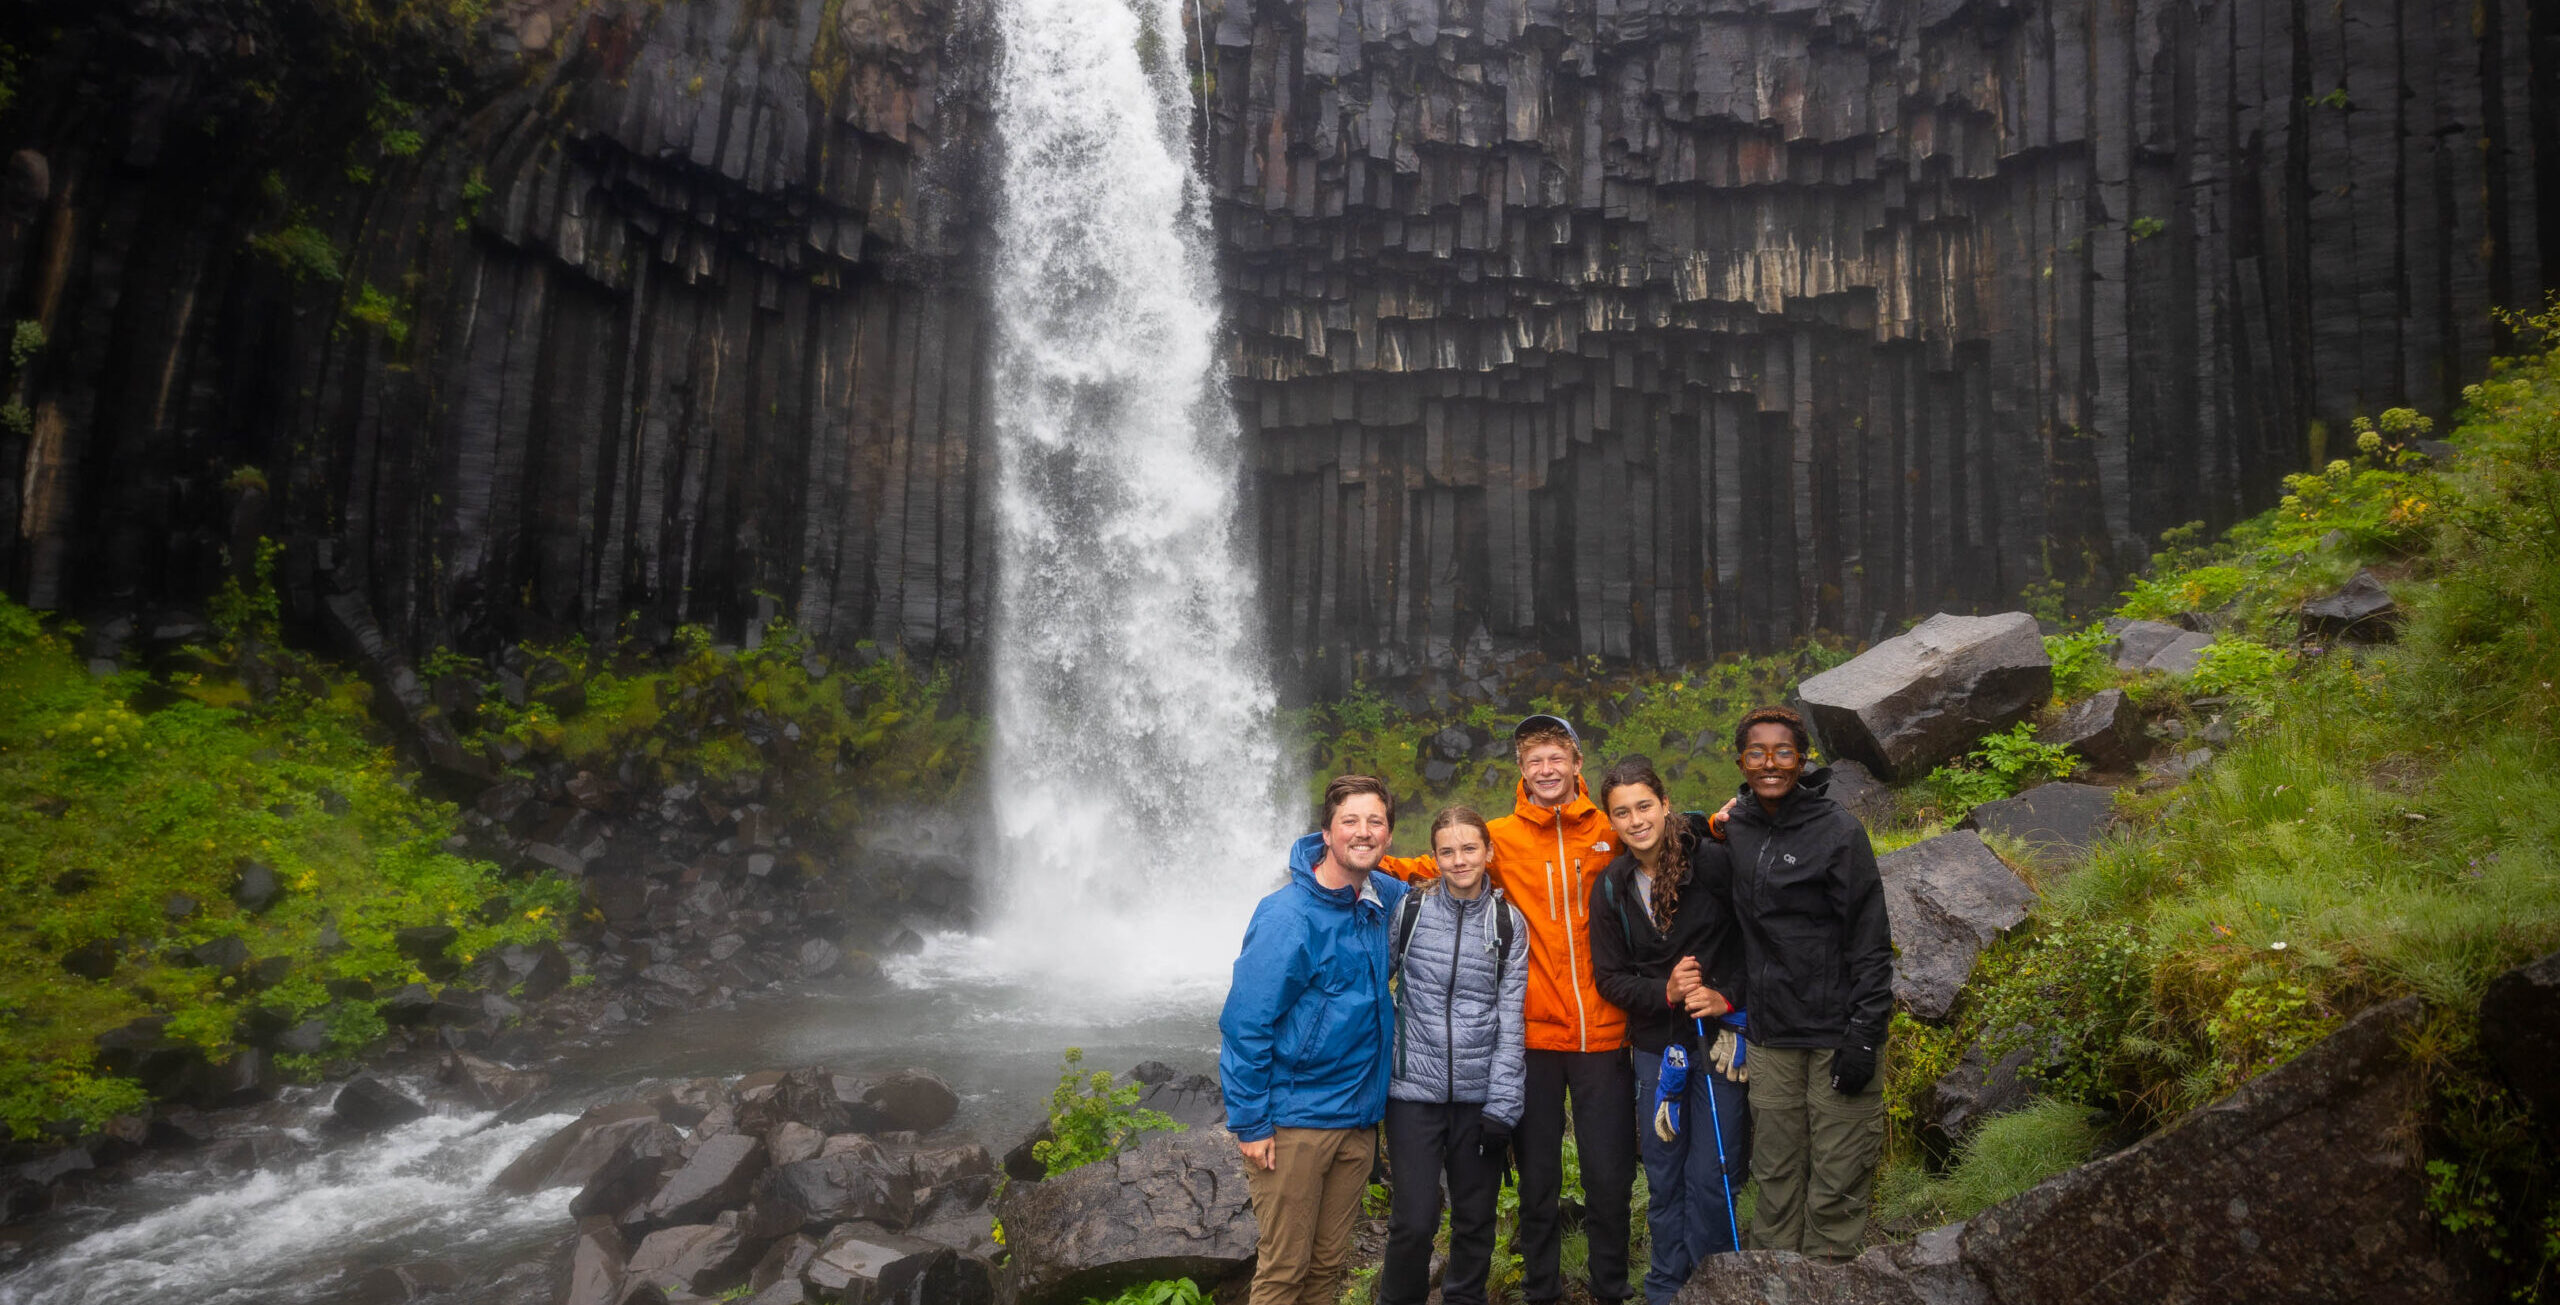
[0,0,998,665]
[0,0,2550,687]
[1205,0,2554,683]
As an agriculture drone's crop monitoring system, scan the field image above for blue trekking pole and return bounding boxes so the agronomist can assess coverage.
[1697,1014,1741,1251]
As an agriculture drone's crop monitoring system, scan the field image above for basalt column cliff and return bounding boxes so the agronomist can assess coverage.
[0,0,2550,691]
[1206,0,2554,683]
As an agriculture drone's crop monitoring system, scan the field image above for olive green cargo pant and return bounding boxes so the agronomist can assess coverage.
[1745,1045,1886,1262]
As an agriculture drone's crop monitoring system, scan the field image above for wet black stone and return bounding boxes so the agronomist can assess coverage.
[230,859,282,912]
[60,940,117,981]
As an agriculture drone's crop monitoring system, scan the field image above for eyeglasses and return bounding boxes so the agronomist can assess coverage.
[1740,746,1801,765]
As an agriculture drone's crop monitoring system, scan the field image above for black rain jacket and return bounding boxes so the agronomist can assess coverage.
[1722,768,1894,1052]
[1588,817,1746,1055]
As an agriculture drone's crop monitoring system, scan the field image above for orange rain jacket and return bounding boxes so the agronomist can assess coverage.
[1382,776,1627,1054]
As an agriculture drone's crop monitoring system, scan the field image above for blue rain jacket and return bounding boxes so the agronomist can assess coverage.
[1219,832,1411,1141]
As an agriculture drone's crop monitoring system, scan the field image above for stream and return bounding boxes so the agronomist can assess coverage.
[0,932,1233,1305]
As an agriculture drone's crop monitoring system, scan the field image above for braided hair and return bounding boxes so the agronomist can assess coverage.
[1599,754,1687,930]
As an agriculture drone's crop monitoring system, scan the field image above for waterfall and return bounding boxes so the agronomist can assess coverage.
[979,0,1284,992]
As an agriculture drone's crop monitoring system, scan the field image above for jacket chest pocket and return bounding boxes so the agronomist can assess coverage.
[1760,846,1833,918]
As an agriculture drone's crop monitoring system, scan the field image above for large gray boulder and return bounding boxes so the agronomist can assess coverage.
[799,1223,949,1300]
[1877,832,2037,1021]
[740,1136,917,1237]
[1957,782,2119,866]
[1964,996,2475,1303]
[1917,1035,2042,1161]
[1677,998,2482,1304]
[495,1101,674,1195]
[997,1126,1256,1305]
[644,1133,768,1225]
[2300,569,2399,642]
[1797,613,2052,782]
[2104,618,2188,669]
[2037,688,2148,772]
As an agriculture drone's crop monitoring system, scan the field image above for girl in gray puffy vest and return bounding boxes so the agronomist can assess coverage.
[1380,806,1530,1305]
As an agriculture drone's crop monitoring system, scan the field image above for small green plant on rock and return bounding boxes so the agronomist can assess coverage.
[1917,723,2081,822]
[1033,1048,1182,1177]
[1081,1279,1206,1305]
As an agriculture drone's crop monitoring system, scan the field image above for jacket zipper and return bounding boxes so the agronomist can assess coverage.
[1445,897,1466,1103]
[1558,822,1590,1052]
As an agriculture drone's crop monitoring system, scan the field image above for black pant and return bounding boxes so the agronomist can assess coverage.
[1516,1048,1638,1302]
[1381,1099,1503,1305]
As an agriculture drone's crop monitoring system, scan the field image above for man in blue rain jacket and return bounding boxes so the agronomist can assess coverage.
[1221,773,1412,1305]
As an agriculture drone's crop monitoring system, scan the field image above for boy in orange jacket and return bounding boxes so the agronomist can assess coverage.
[1383,715,1637,1303]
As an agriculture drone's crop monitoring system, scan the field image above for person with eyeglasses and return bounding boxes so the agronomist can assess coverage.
[1710,706,1893,1262]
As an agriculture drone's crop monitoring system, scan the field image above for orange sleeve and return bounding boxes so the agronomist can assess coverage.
[1378,852,1440,883]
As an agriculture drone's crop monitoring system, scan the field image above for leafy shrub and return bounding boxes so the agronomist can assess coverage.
[2043,626,2113,704]
[1080,1280,1206,1305]
[1916,724,2080,822]
[2118,564,2249,622]
[346,283,411,345]
[2185,639,2295,714]
[249,222,345,283]
[1033,1048,1182,1177]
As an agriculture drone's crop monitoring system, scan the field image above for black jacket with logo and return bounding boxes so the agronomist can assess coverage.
[1722,769,1894,1052]
[1587,818,1745,1055]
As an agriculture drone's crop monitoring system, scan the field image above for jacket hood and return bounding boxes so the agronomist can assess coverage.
[1732,765,1843,830]
[1511,773,1599,828]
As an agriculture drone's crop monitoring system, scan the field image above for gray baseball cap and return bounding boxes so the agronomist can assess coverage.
[1512,714,1580,747]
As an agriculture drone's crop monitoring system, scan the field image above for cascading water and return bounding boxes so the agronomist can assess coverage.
[962,0,1285,995]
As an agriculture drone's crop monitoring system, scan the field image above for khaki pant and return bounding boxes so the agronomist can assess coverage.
[1745,1045,1886,1262]
[1244,1126,1378,1305]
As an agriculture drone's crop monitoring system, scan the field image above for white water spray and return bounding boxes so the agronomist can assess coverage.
[980,0,1284,995]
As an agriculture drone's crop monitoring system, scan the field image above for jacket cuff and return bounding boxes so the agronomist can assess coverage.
[1230,1121,1275,1143]
[1706,811,1729,841]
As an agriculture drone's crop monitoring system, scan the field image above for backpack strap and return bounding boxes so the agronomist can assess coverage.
[1389,885,1428,980]
[1599,872,1632,951]
[1491,888,1518,987]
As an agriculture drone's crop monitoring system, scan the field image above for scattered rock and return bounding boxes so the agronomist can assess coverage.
[2478,947,2560,1123]
[797,939,842,977]
[1877,832,2037,1021]
[1957,782,2119,865]
[998,1125,1258,1305]
[439,1051,550,1112]
[736,1067,859,1137]
[2149,746,2216,785]
[626,1221,756,1295]
[493,1101,672,1194]
[1817,760,1896,828]
[490,941,574,1002]
[554,1220,628,1305]
[2104,617,2188,670]
[1133,1073,1226,1129]
[1796,612,2053,781]
[767,1121,825,1167]
[800,1222,948,1300]
[2037,689,2148,773]
[645,1133,769,1225]
[184,935,249,971]
[1917,1036,2042,1161]
[861,1069,958,1133]
[59,939,117,981]
[380,983,436,1025]
[641,964,709,998]
[2145,630,2215,676]
[231,859,283,912]
[331,1076,429,1132]
[742,1138,917,1236]
[2300,569,2399,642]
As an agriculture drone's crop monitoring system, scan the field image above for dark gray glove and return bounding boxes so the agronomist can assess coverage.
[1831,1040,1877,1096]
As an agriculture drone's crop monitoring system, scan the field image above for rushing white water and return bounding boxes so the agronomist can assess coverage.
[0,1100,573,1305]
[984,0,1285,992]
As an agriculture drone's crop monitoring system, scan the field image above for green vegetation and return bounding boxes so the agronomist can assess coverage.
[437,620,977,835]
[1877,1100,2104,1226]
[345,282,413,345]
[1867,305,2560,1283]
[249,222,346,284]
[1033,1048,1182,1177]
[1081,1280,1206,1305]
[1914,722,2081,824]
[2128,216,2167,242]
[0,556,573,1137]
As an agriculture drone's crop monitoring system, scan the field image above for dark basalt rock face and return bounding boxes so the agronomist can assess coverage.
[1204,0,2553,684]
[0,0,2550,689]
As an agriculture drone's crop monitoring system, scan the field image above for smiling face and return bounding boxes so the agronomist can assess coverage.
[1739,721,1806,807]
[1604,782,1669,861]
[1323,793,1393,880]
[1431,821,1491,897]
[1518,740,1582,809]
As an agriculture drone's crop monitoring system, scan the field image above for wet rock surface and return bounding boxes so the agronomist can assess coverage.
[1877,832,2038,1021]
[2301,570,2401,642]
[1798,613,2052,782]
[2479,948,2560,1123]
[998,1124,1260,1305]
[2036,689,2148,774]
[1957,782,2119,866]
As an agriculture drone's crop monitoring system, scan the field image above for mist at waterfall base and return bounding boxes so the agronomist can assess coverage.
[963,0,1291,999]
